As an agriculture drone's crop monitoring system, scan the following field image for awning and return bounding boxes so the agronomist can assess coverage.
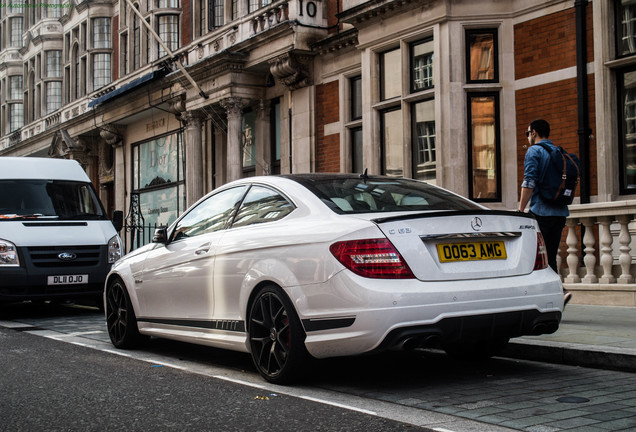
[88,70,164,108]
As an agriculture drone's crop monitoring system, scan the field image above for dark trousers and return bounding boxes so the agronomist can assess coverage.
[531,212,566,273]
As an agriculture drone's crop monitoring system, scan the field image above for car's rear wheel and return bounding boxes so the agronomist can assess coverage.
[248,285,308,384]
[105,277,144,348]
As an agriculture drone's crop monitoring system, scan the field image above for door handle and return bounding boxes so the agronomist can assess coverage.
[195,243,210,255]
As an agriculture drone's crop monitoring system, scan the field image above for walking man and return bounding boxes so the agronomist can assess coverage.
[518,119,571,305]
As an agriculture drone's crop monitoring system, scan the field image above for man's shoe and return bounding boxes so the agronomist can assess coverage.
[563,291,572,307]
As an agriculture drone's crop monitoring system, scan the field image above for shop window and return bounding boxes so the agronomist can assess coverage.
[132,132,186,245]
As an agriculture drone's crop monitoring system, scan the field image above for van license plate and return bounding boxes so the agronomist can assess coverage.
[47,274,89,285]
[437,241,507,263]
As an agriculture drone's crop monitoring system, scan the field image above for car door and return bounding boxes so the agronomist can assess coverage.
[212,185,296,320]
[136,186,248,321]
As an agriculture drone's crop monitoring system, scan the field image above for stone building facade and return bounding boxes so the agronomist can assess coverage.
[1,0,636,305]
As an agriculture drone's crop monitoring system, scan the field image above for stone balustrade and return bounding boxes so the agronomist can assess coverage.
[558,201,636,306]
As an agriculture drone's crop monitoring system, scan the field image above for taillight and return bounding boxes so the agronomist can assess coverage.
[329,238,415,279]
[534,232,549,270]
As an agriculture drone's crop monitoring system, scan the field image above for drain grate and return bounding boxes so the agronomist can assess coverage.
[557,396,590,404]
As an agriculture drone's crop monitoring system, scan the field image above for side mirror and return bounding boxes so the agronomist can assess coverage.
[152,227,168,244]
[112,210,124,232]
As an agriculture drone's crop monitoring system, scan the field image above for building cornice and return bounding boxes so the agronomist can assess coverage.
[311,28,358,55]
[337,0,430,26]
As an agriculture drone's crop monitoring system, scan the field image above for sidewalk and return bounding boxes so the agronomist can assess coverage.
[502,304,636,372]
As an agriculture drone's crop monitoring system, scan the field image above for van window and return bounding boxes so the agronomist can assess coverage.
[0,180,106,220]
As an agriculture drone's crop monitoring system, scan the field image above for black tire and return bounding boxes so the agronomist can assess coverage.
[248,285,309,384]
[443,337,510,361]
[105,277,144,349]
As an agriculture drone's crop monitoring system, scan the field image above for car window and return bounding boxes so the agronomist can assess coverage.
[171,186,247,241]
[290,177,481,214]
[231,185,295,228]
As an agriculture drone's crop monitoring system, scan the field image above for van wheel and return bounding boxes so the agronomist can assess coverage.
[105,277,144,348]
[248,285,308,384]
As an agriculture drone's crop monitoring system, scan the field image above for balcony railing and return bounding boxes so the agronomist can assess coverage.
[558,201,636,306]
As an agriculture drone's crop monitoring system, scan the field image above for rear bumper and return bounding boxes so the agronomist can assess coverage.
[295,268,564,358]
[372,309,561,353]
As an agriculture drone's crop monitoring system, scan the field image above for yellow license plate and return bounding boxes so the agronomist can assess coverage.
[437,241,507,263]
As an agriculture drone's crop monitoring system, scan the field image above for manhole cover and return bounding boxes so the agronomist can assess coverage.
[557,396,590,404]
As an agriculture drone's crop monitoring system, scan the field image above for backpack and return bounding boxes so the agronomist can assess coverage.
[536,142,581,206]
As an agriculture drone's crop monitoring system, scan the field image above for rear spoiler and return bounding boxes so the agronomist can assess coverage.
[371,209,535,224]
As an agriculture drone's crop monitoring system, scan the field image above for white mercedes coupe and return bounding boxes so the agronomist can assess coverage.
[105,174,564,383]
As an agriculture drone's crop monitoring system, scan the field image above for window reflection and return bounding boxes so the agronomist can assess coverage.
[381,49,401,100]
[469,95,498,200]
[412,100,436,183]
[381,108,403,177]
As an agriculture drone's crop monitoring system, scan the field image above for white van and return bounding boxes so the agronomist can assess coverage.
[0,157,123,306]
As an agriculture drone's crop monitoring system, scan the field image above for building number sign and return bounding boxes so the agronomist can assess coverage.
[298,0,317,17]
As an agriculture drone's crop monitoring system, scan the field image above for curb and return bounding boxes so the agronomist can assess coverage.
[501,339,636,373]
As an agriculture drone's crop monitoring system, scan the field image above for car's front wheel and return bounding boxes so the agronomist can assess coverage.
[248,285,308,384]
[105,277,144,349]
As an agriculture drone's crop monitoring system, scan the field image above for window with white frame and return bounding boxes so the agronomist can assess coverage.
[93,53,111,90]
[380,48,401,101]
[249,0,270,13]
[9,76,22,100]
[133,13,141,69]
[412,99,436,182]
[617,0,636,57]
[377,37,436,180]
[93,18,111,49]
[45,51,62,77]
[210,0,224,29]
[158,15,179,57]
[46,82,62,114]
[411,39,434,92]
[158,0,179,7]
[9,103,23,132]
[10,17,22,48]
[45,0,62,18]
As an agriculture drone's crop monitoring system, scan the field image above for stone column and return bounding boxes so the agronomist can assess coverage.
[221,98,248,182]
[183,111,204,208]
[255,99,271,175]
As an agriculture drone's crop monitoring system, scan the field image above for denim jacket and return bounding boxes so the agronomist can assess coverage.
[521,139,570,217]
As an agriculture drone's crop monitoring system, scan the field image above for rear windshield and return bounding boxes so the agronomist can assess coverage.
[292,177,482,214]
[0,179,106,221]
